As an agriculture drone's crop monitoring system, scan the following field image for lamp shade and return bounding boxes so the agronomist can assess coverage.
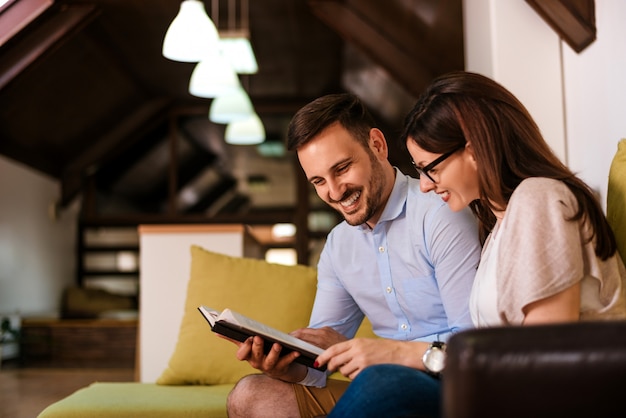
[209,86,254,123]
[162,0,220,62]
[220,36,258,74]
[189,51,240,98]
[225,113,265,145]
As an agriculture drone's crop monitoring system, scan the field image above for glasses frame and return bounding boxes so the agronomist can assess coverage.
[411,145,465,183]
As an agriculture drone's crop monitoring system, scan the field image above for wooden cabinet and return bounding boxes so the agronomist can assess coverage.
[20,318,137,368]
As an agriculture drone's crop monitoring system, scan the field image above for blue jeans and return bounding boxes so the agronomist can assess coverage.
[327,364,441,418]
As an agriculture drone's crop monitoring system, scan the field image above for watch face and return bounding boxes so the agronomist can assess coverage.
[425,347,446,373]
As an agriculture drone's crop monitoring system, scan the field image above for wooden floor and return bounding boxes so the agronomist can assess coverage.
[0,361,135,418]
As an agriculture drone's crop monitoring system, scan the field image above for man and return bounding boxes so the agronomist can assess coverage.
[226,93,481,417]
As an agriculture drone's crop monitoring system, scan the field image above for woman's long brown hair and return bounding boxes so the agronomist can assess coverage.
[400,71,616,259]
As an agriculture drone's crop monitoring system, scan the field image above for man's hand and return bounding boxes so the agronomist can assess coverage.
[290,326,348,349]
[314,338,428,380]
[233,335,307,382]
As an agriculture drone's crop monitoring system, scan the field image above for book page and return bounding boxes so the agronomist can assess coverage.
[219,308,324,356]
[198,306,220,327]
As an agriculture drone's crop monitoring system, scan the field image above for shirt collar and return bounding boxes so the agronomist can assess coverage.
[357,167,407,231]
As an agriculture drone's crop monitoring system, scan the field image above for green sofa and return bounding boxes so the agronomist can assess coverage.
[37,383,234,418]
[38,246,375,418]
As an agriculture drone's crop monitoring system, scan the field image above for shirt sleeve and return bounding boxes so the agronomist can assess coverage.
[496,178,584,324]
[298,230,364,387]
[424,202,482,334]
[307,230,366,337]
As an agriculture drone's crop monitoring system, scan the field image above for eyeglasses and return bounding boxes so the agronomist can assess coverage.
[411,145,464,183]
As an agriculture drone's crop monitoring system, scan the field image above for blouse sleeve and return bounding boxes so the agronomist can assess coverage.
[496,178,584,324]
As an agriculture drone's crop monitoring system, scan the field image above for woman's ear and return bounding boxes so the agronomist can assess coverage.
[462,141,479,173]
[464,141,477,164]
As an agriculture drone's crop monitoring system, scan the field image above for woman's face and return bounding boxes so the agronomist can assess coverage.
[406,138,480,212]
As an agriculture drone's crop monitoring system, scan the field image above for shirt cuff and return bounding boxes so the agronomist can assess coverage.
[296,367,327,387]
[413,330,456,344]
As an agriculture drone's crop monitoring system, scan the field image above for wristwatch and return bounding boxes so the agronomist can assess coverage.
[422,341,446,376]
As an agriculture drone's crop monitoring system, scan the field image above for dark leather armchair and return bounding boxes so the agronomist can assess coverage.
[442,321,626,418]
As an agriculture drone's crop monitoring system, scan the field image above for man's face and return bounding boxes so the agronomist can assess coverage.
[297,122,387,227]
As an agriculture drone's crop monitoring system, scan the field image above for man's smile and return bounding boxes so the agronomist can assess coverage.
[339,191,361,208]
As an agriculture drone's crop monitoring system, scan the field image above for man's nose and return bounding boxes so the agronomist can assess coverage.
[327,178,345,202]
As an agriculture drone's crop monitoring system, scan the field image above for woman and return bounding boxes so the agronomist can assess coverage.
[326,71,626,418]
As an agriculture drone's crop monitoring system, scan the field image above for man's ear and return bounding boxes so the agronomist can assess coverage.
[369,128,388,159]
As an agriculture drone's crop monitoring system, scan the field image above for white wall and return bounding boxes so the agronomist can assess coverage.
[464,0,626,206]
[562,0,626,203]
[0,155,77,318]
[464,0,566,161]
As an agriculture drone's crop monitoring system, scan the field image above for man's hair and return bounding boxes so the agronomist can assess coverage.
[287,93,376,151]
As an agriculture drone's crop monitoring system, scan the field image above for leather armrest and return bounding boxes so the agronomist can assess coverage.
[442,321,626,418]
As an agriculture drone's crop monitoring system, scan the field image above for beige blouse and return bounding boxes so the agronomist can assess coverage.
[470,177,626,326]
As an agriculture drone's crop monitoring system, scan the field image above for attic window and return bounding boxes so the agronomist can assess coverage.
[0,0,53,47]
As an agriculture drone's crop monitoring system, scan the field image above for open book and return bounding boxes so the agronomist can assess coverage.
[197,305,326,370]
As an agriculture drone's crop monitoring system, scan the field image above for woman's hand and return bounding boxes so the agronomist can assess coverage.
[314,338,430,380]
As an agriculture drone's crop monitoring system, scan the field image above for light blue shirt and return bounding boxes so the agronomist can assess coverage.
[302,169,481,386]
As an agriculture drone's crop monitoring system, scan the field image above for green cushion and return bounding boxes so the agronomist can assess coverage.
[608,138,626,265]
[157,245,319,385]
[37,383,233,418]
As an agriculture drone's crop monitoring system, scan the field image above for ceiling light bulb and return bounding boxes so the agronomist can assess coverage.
[189,51,240,98]
[271,223,296,239]
[209,86,255,123]
[225,113,265,145]
[162,0,220,62]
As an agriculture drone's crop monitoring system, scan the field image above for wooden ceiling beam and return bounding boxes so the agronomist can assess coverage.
[526,0,596,53]
[0,2,99,91]
[342,0,463,74]
[0,0,54,47]
[308,0,464,98]
[60,98,172,207]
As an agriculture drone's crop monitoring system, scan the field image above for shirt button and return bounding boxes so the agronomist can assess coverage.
[386,286,392,293]
[401,323,408,330]
[378,246,385,253]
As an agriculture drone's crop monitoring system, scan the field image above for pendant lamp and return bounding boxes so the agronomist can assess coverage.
[162,0,220,62]
[225,113,265,145]
[219,0,257,74]
[189,50,240,98]
[209,86,254,123]
[220,33,258,74]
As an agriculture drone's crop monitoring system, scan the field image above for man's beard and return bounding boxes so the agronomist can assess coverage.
[343,195,375,226]
[342,157,386,226]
